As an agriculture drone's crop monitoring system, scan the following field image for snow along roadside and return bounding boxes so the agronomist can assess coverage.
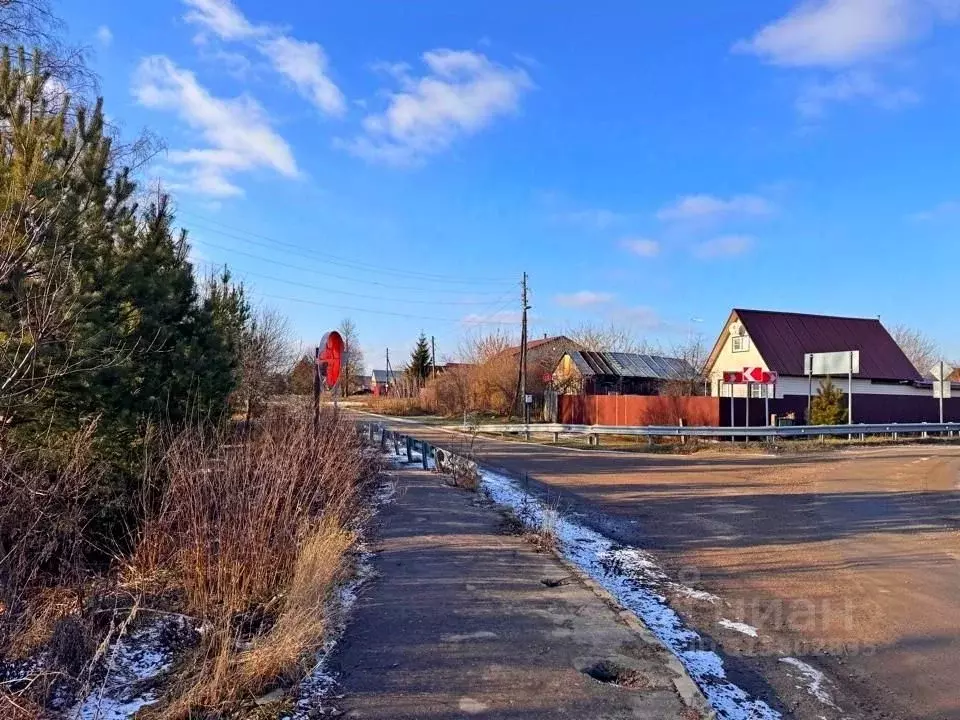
[479,467,781,720]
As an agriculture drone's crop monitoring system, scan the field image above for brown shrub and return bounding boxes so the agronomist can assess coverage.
[135,409,377,719]
[0,423,100,656]
[363,396,429,417]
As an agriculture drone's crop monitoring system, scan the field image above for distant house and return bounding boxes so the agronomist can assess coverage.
[370,369,406,396]
[553,351,695,396]
[498,335,583,388]
[704,308,928,402]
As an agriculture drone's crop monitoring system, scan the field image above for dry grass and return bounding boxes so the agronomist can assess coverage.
[133,409,377,719]
[361,396,430,417]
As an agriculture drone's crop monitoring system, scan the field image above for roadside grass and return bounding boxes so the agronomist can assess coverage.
[134,410,377,719]
[0,408,377,718]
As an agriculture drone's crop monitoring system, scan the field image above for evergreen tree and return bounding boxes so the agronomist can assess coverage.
[809,377,848,425]
[409,332,432,386]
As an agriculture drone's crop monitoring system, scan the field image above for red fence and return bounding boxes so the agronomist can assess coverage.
[560,394,960,427]
[558,395,720,426]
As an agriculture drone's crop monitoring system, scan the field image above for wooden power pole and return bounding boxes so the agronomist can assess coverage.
[431,335,437,379]
[518,272,530,423]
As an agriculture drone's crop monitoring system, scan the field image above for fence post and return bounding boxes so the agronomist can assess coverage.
[406,436,413,462]
[421,442,430,470]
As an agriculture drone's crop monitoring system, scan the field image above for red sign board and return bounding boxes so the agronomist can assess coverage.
[743,367,778,384]
[724,369,778,384]
[316,331,345,388]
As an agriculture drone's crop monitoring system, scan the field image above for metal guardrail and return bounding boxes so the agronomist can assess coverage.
[446,422,960,439]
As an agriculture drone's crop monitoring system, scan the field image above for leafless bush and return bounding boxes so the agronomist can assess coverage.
[0,421,100,653]
[134,409,377,718]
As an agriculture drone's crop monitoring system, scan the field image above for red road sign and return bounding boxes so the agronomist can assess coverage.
[743,367,778,384]
[723,371,744,384]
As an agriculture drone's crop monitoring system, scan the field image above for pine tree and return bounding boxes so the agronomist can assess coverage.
[409,332,432,386]
[809,377,848,425]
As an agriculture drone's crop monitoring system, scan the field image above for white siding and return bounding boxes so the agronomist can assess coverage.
[777,376,932,397]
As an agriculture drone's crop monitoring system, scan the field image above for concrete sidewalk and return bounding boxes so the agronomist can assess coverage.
[332,463,705,720]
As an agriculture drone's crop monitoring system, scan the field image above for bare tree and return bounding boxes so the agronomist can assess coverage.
[891,324,940,375]
[337,318,365,396]
[239,308,292,423]
[566,322,653,354]
[665,333,709,395]
[0,1,97,94]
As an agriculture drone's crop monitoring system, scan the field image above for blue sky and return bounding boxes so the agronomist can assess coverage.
[63,0,960,369]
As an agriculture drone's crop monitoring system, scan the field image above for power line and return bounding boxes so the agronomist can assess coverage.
[179,211,515,286]
[192,238,512,296]
[251,290,524,325]
[229,267,515,307]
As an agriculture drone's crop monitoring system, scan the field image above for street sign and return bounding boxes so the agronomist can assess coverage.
[723,371,744,384]
[930,362,954,382]
[524,394,533,404]
[934,383,952,399]
[742,367,778,384]
[804,350,860,376]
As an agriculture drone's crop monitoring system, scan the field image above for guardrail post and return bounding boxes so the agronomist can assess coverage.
[380,428,387,451]
[406,436,413,462]
[368,423,375,442]
[553,431,559,443]
[393,432,399,455]
[421,442,430,470]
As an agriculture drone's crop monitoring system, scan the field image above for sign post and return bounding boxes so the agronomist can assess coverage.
[931,361,954,424]
[804,351,860,424]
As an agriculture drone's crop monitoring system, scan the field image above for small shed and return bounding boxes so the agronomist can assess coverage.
[553,351,695,395]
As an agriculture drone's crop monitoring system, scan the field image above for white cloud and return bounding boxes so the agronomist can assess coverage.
[796,70,920,117]
[259,36,345,116]
[133,56,297,197]
[554,291,615,308]
[911,199,960,221]
[184,0,255,40]
[734,0,960,68]
[339,49,532,166]
[693,235,754,259]
[95,25,113,47]
[183,0,345,116]
[621,237,660,257]
[460,309,523,326]
[657,194,775,222]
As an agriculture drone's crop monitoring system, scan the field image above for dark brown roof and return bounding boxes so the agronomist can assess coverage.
[502,335,580,358]
[735,309,922,382]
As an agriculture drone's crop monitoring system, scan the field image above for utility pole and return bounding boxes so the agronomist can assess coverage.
[518,272,530,425]
[385,348,392,397]
[431,335,437,379]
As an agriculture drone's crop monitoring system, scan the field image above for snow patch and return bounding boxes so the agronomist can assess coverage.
[479,468,781,720]
[779,657,838,709]
[71,618,184,720]
[719,619,758,637]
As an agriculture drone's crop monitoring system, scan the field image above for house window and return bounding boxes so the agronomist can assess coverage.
[732,336,750,353]
[750,383,765,398]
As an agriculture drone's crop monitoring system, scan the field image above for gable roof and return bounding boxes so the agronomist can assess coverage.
[732,309,922,381]
[566,351,694,381]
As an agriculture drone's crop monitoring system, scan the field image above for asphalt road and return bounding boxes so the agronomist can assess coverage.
[367,415,960,720]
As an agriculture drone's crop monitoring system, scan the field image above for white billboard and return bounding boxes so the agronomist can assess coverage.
[804,350,860,376]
